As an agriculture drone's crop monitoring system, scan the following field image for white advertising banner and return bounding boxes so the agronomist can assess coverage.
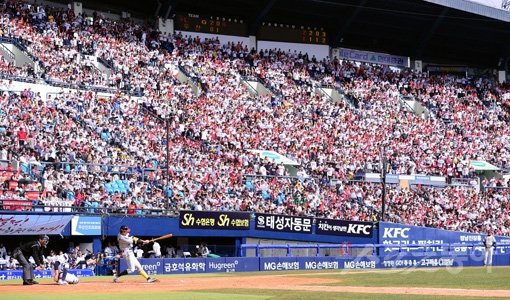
[0,214,73,235]
[71,216,102,235]
[334,47,410,68]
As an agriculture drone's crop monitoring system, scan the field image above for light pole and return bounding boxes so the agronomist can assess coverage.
[165,117,170,211]
[140,103,173,213]
[380,146,387,222]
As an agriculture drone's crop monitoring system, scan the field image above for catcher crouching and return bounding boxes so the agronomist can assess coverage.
[53,247,80,285]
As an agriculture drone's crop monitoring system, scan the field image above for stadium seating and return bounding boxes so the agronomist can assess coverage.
[0,0,508,236]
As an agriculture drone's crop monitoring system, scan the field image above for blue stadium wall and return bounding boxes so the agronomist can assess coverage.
[114,218,510,274]
[100,215,376,243]
[1,213,509,279]
[3,213,510,254]
[86,215,376,255]
[121,253,510,275]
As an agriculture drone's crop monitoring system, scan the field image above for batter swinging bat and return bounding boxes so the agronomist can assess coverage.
[150,234,173,243]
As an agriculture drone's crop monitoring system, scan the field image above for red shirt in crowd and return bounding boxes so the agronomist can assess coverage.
[17,128,28,141]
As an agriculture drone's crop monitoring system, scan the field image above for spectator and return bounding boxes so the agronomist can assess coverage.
[104,241,119,257]
[7,257,18,270]
[1,0,510,238]
[197,242,210,258]
[165,245,176,258]
[0,243,6,259]
[148,241,161,258]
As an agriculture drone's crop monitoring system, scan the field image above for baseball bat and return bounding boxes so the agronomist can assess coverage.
[150,233,173,242]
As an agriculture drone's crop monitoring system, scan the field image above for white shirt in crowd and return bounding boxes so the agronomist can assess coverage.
[135,247,144,258]
[152,241,161,258]
[0,244,6,259]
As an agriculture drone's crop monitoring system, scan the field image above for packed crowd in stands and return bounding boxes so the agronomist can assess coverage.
[0,0,509,236]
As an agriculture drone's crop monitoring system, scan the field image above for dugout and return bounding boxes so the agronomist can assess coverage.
[0,211,376,260]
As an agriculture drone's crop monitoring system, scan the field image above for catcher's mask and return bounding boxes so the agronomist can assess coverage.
[39,235,49,248]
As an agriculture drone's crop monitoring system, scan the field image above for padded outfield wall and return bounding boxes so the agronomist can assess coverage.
[0,211,509,278]
[97,218,510,275]
[1,212,509,254]
[119,252,510,275]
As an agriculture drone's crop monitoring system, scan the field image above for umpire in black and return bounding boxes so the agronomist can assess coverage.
[12,235,49,285]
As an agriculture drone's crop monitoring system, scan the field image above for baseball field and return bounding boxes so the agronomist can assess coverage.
[1,267,509,299]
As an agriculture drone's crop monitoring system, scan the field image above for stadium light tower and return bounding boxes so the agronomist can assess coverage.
[139,103,173,213]
[380,146,388,222]
[165,117,170,210]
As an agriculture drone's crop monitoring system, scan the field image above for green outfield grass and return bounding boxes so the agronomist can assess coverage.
[6,291,501,300]
[199,290,507,300]
[305,266,510,290]
[1,267,509,300]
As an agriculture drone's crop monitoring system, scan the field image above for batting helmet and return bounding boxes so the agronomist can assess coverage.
[120,225,130,233]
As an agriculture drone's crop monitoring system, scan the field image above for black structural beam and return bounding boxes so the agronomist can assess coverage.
[248,0,277,36]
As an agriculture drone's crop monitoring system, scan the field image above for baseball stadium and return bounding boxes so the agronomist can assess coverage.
[1,0,510,299]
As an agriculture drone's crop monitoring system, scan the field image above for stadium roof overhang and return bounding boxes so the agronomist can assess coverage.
[76,0,510,68]
[425,0,510,22]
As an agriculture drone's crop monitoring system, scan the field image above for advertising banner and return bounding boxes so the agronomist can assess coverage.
[71,216,101,235]
[255,213,312,234]
[121,254,510,275]
[179,210,250,230]
[124,257,260,275]
[1,199,32,210]
[336,47,410,67]
[161,258,206,274]
[378,222,510,255]
[0,214,73,235]
[0,269,94,281]
[316,219,374,237]
[426,65,467,74]
[208,257,260,272]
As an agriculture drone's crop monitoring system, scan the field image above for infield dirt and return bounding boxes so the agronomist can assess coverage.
[2,274,510,298]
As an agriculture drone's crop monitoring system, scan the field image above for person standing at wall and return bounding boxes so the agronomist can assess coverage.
[167,245,176,258]
[0,243,7,259]
[483,231,496,266]
[12,235,49,285]
[197,242,210,258]
[153,241,161,258]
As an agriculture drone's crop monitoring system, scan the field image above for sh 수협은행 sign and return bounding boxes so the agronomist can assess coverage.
[179,211,250,230]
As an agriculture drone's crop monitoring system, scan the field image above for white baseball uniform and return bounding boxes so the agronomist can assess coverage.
[117,233,144,274]
[53,256,79,284]
[484,234,496,266]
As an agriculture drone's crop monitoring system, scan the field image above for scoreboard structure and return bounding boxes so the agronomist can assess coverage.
[174,12,328,45]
